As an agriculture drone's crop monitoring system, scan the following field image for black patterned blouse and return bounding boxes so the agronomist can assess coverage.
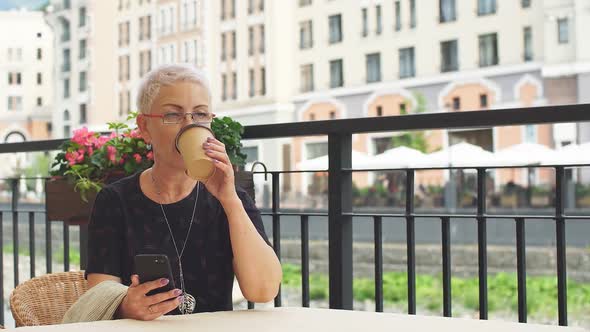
[84,171,271,315]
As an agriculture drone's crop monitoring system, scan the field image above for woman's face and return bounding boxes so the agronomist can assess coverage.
[138,81,211,171]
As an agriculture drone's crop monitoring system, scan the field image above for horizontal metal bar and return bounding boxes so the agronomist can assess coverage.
[2,105,589,154]
[243,104,590,139]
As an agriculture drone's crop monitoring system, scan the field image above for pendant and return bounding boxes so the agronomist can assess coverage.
[178,293,196,314]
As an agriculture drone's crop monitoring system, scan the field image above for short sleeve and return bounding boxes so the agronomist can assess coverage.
[234,187,272,248]
[84,187,125,279]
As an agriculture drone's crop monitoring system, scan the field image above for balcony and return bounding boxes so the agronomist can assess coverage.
[0,105,588,328]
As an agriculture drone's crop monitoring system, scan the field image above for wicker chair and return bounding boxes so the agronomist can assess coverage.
[10,271,89,327]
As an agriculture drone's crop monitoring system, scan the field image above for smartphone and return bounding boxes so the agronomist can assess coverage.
[134,254,176,296]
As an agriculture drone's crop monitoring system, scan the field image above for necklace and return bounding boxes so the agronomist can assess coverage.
[150,169,199,314]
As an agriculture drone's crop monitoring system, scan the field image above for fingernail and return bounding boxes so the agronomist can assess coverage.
[178,296,185,303]
[203,143,210,148]
[207,137,212,141]
[213,159,219,163]
[174,289,182,296]
[161,278,169,285]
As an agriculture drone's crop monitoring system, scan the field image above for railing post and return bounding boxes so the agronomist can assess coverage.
[555,166,568,326]
[328,133,353,310]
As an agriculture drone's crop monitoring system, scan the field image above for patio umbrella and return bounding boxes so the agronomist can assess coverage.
[296,150,372,170]
[356,146,429,169]
[494,142,557,166]
[424,142,496,167]
[542,142,590,166]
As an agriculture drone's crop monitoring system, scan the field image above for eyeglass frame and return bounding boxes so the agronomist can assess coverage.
[140,111,216,124]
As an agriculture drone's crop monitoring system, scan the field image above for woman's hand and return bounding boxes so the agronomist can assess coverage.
[117,275,183,321]
[202,137,239,205]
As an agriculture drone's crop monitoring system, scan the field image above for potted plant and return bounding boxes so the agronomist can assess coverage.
[47,113,252,224]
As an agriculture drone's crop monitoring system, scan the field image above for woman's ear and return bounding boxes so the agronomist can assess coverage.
[137,114,151,143]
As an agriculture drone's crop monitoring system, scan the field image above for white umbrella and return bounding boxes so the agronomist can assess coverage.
[543,143,590,166]
[494,142,557,166]
[424,142,496,167]
[356,146,429,169]
[296,150,372,170]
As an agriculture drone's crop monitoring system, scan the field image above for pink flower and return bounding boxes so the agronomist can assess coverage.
[119,154,126,165]
[107,145,117,163]
[96,136,110,148]
[65,152,77,166]
[146,151,154,161]
[87,147,94,156]
[133,153,142,164]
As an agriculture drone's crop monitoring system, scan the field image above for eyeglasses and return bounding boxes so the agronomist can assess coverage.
[141,112,216,124]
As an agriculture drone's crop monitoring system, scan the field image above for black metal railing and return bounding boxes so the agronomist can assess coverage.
[0,104,588,327]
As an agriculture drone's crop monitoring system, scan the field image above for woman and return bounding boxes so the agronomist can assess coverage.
[85,64,282,320]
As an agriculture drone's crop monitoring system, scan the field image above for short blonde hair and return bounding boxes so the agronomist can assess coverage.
[136,63,211,114]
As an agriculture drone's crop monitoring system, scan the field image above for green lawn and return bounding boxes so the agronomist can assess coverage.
[281,263,590,317]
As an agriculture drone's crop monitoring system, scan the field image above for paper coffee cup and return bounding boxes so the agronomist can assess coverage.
[175,124,215,181]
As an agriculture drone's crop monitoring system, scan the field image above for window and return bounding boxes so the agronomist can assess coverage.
[248,0,254,14]
[7,96,23,111]
[79,103,87,124]
[394,1,401,31]
[479,33,498,67]
[62,49,71,72]
[79,39,87,59]
[220,73,226,100]
[79,71,87,92]
[439,0,456,23]
[521,0,531,8]
[139,16,152,41]
[361,8,368,37]
[63,110,71,137]
[300,20,313,49]
[558,18,569,44]
[231,0,236,18]
[523,26,533,61]
[329,14,342,44]
[37,48,42,60]
[410,0,416,28]
[477,0,496,16]
[119,22,130,46]
[64,78,70,98]
[309,113,315,121]
[37,97,43,106]
[452,97,460,111]
[7,72,22,85]
[301,64,314,92]
[221,0,225,20]
[376,5,382,34]
[399,47,415,78]
[400,103,407,114]
[260,67,266,95]
[249,27,254,55]
[480,94,488,108]
[249,69,255,97]
[140,50,152,76]
[259,25,265,53]
[329,111,336,119]
[37,73,42,85]
[231,72,237,99]
[221,33,226,61]
[525,125,535,142]
[306,142,329,159]
[376,106,383,116]
[79,6,86,27]
[441,39,458,72]
[330,59,344,88]
[299,0,312,7]
[366,53,381,83]
[259,0,264,12]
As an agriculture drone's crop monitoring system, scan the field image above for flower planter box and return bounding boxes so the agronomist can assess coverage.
[46,171,256,225]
